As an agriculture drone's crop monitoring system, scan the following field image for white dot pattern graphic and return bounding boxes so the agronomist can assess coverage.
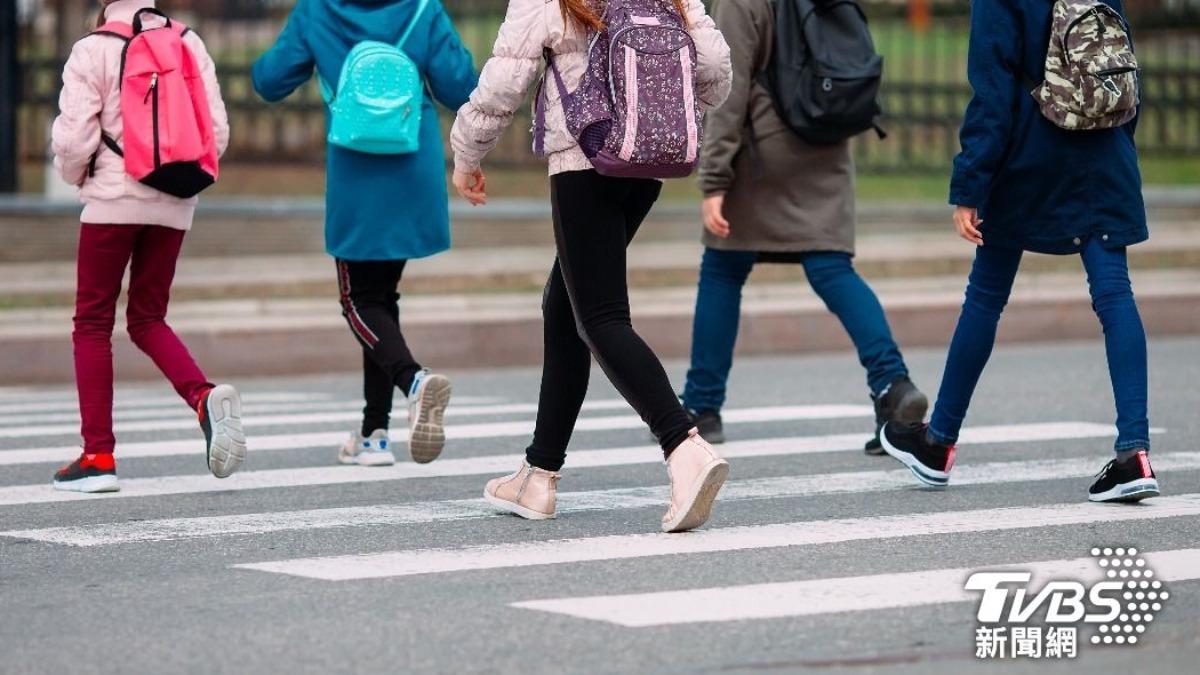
[1089,546,1168,647]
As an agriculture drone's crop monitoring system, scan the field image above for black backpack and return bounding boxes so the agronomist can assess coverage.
[759,0,886,144]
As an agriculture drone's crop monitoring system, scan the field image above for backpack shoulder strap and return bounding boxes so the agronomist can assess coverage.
[89,21,134,42]
[397,0,433,50]
[321,0,432,104]
[131,7,172,34]
[319,73,335,104]
[87,132,125,178]
[533,48,569,157]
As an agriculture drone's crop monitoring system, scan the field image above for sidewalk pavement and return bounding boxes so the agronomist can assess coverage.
[2,202,1195,383]
[1,222,1197,305]
[3,188,1198,262]
[3,268,1198,383]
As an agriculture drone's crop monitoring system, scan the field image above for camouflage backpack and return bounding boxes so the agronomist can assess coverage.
[1034,0,1139,130]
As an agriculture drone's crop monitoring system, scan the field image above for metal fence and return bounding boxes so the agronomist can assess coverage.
[12,0,1200,178]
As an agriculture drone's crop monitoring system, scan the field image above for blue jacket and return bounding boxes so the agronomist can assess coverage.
[252,0,477,261]
[949,0,1147,255]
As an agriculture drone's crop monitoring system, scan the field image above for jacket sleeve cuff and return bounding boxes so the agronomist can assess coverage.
[697,171,733,197]
[453,155,481,175]
[948,177,985,208]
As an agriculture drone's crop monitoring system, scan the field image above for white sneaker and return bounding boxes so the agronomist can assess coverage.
[337,429,396,466]
[408,371,451,464]
[199,384,247,479]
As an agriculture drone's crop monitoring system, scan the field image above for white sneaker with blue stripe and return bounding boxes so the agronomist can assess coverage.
[407,369,451,464]
[337,429,396,467]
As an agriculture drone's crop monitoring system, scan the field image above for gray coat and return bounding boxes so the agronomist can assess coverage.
[697,0,856,255]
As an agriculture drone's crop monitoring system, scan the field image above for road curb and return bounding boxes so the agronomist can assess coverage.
[4,291,1198,384]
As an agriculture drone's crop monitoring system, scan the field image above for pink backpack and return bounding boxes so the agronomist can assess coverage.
[88,8,218,198]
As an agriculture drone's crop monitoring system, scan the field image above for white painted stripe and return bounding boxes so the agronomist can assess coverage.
[0,396,516,426]
[11,454,1200,547]
[512,548,1200,627]
[0,398,632,432]
[0,388,209,402]
[0,404,872,465]
[0,392,333,415]
[0,402,352,426]
[235,498,1200,581]
[0,390,491,407]
[0,422,1135,506]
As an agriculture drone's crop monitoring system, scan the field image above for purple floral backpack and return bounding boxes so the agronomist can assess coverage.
[534,0,702,179]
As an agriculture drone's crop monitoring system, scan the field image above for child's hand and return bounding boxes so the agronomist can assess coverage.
[453,169,487,206]
[953,205,983,246]
[702,194,730,238]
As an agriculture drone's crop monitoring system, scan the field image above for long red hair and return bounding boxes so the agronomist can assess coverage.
[560,0,689,32]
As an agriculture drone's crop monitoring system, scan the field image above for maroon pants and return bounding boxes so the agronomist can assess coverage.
[74,223,210,454]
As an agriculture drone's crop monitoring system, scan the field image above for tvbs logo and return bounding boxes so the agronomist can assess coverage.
[965,548,1169,660]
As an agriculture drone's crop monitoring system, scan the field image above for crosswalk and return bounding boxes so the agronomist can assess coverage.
[1,382,1194,642]
[512,548,1200,627]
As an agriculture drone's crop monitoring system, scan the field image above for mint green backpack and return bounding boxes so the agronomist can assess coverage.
[318,0,430,154]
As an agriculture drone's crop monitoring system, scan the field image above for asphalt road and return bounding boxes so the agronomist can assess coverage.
[2,337,1198,675]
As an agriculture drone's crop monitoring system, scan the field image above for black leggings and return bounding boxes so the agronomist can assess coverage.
[335,259,422,435]
[525,170,694,471]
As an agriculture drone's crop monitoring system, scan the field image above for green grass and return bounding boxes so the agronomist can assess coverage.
[19,156,1197,200]
[1140,156,1200,185]
[660,157,1199,204]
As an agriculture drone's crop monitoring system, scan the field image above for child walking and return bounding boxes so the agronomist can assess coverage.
[881,0,1159,503]
[50,0,244,492]
[451,0,734,531]
[685,0,926,450]
[253,0,477,466]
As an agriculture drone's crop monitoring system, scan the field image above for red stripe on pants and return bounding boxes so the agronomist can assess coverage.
[337,260,380,347]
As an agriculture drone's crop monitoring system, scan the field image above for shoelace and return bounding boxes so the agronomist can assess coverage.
[1094,459,1117,480]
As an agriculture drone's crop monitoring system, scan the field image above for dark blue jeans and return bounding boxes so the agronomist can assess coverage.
[928,239,1149,452]
[683,248,908,412]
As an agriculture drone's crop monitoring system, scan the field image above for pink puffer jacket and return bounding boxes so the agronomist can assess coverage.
[51,0,229,231]
[451,0,732,176]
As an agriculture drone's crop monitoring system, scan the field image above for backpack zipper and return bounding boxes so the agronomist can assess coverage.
[149,73,161,169]
[1093,67,1135,96]
[1062,5,1128,51]
[606,24,692,105]
[143,72,157,103]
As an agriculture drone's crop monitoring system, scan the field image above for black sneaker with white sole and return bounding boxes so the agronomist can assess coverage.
[865,376,929,455]
[880,421,955,487]
[690,409,725,445]
[1089,450,1159,503]
[198,384,247,479]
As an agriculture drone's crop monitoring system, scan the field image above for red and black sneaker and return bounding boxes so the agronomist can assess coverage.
[53,452,119,493]
[197,383,247,479]
[1089,450,1160,503]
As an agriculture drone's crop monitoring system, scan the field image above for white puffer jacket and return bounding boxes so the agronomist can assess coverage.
[451,0,732,176]
[51,0,229,231]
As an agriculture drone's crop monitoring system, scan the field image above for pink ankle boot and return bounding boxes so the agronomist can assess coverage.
[484,461,560,520]
[662,428,729,533]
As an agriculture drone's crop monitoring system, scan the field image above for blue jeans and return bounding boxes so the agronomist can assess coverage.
[928,239,1149,452]
[683,248,909,412]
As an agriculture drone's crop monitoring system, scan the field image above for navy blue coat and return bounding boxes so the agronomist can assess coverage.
[949,0,1148,255]
[253,0,477,261]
